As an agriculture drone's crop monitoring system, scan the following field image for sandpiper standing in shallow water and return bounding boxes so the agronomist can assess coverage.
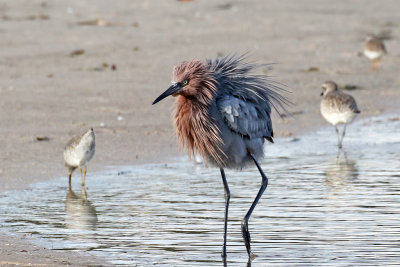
[64,128,96,186]
[363,35,387,71]
[320,81,360,149]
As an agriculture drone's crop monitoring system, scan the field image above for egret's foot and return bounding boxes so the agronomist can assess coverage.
[221,248,227,258]
[249,252,257,260]
[241,218,251,256]
[222,255,228,267]
[246,252,257,267]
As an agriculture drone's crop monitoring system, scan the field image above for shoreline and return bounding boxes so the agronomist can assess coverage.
[3,108,399,195]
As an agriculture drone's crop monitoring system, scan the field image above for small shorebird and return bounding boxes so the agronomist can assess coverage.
[63,128,96,186]
[320,81,360,149]
[152,55,288,258]
[363,35,387,71]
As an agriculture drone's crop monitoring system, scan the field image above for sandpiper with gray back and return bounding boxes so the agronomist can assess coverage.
[64,128,96,186]
[363,35,387,71]
[320,81,360,149]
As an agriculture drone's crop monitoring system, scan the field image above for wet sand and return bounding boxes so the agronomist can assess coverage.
[0,0,399,265]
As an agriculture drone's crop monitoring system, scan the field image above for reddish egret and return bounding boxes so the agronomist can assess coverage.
[363,35,387,71]
[152,55,288,257]
[64,128,96,186]
[320,81,360,149]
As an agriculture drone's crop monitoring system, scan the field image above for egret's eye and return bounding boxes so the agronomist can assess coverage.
[180,80,188,87]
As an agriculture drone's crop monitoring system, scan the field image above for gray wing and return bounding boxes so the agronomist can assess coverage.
[329,92,360,114]
[217,95,273,141]
[341,93,360,113]
[64,135,81,150]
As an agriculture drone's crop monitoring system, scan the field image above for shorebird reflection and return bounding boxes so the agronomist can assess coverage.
[324,152,359,187]
[65,186,98,231]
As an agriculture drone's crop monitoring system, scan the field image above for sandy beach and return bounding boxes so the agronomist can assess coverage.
[0,0,399,265]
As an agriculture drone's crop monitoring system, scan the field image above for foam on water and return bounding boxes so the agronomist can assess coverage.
[0,113,399,266]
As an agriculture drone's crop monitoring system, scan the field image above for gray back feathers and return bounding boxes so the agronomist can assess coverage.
[205,55,288,140]
[206,55,290,116]
[323,90,360,114]
[365,36,387,54]
[65,135,83,151]
[218,95,273,140]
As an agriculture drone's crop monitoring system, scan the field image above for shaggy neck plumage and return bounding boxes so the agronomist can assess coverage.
[174,93,226,166]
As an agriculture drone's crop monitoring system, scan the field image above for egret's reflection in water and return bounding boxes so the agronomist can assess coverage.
[0,113,399,266]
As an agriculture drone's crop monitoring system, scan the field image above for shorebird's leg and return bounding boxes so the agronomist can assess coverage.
[79,166,83,180]
[78,166,85,186]
[220,168,230,258]
[371,58,380,71]
[340,124,347,147]
[335,126,342,149]
[68,173,72,187]
[241,154,268,258]
[82,166,87,186]
[81,186,88,200]
[336,150,340,160]
[343,151,348,162]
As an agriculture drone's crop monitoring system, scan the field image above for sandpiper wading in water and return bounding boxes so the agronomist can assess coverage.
[320,81,360,149]
[63,128,96,186]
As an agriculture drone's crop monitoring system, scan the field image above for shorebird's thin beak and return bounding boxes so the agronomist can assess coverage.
[152,83,181,105]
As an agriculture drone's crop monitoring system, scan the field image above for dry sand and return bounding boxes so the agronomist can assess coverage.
[0,0,399,265]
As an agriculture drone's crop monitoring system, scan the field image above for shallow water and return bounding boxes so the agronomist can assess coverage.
[1,113,400,266]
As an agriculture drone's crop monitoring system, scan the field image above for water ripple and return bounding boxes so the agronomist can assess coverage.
[0,113,400,266]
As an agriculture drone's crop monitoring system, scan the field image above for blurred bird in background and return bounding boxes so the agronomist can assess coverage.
[363,35,387,71]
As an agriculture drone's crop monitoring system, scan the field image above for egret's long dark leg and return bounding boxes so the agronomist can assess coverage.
[220,168,230,258]
[242,153,268,257]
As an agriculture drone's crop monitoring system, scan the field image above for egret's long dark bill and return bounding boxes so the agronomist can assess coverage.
[152,83,181,105]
